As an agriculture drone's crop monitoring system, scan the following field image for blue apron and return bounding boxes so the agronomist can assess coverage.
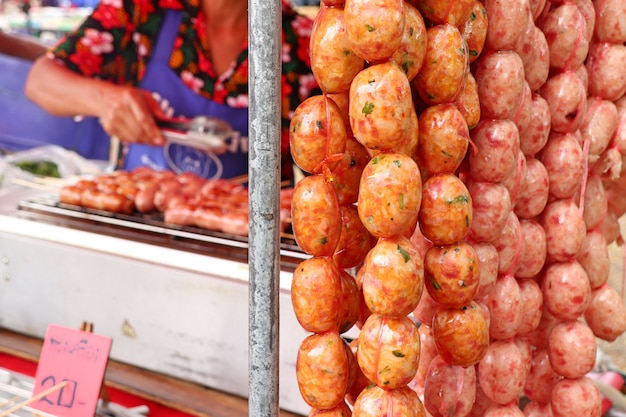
[121,11,249,180]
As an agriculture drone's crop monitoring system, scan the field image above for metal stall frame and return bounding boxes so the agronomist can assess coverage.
[248,1,283,417]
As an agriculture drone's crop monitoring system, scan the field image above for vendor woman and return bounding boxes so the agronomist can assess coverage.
[25,0,319,180]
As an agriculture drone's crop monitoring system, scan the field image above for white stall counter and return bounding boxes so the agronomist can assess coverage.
[0,188,320,416]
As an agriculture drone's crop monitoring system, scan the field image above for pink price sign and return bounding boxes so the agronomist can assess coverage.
[31,324,112,417]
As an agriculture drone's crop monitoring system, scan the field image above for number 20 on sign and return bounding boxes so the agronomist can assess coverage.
[31,324,112,417]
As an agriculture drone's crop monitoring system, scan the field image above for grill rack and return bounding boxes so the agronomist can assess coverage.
[15,194,307,272]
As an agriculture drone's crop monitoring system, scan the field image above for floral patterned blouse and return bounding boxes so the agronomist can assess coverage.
[49,0,320,151]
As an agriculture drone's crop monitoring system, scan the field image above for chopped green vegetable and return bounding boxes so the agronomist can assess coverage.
[431,277,441,290]
[448,195,469,205]
[12,160,61,178]
[397,244,411,262]
[362,102,375,115]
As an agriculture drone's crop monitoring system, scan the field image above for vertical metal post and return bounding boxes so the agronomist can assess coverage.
[248,0,282,416]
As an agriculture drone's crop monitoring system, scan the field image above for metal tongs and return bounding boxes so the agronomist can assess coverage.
[156,116,234,153]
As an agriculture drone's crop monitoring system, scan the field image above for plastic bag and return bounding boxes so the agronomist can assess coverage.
[0,145,104,190]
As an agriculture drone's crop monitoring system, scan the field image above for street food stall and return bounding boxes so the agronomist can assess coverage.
[0,0,318,416]
[4,0,626,416]
[0,180,313,415]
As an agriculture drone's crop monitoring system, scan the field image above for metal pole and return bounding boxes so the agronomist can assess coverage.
[248,0,282,416]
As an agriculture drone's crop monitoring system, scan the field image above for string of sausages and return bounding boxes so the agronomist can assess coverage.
[291,0,626,416]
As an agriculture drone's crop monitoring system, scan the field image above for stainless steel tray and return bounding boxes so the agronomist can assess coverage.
[14,195,307,272]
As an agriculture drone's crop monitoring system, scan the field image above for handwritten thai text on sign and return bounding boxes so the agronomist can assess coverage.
[31,324,112,417]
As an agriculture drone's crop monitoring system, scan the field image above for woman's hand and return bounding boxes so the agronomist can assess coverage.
[98,85,167,146]
[25,57,167,146]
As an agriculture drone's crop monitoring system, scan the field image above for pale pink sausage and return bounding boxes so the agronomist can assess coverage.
[593,0,626,43]
[584,284,626,342]
[467,383,495,417]
[576,229,610,290]
[473,242,499,300]
[514,337,533,378]
[483,275,523,340]
[539,131,584,200]
[550,377,602,417]
[586,42,626,102]
[589,145,625,182]
[526,306,559,349]
[519,94,551,158]
[516,278,543,335]
[485,404,526,417]
[412,285,440,326]
[542,260,591,322]
[469,119,520,184]
[575,63,589,91]
[576,0,596,41]
[409,223,433,259]
[523,401,555,417]
[529,0,546,20]
[523,348,561,404]
[514,157,549,219]
[576,174,607,231]
[475,50,526,121]
[605,171,626,217]
[410,324,438,397]
[483,0,530,51]
[513,9,536,66]
[423,355,477,417]
[600,208,621,245]
[523,25,550,92]
[501,150,527,206]
[610,95,626,155]
[580,97,619,162]
[540,198,586,263]
[478,340,527,405]
[539,71,587,134]
[491,211,522,276]
[467,180,512,243]
[547,320,597,379]
[538,2,589,72]
[514,81,533,137]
